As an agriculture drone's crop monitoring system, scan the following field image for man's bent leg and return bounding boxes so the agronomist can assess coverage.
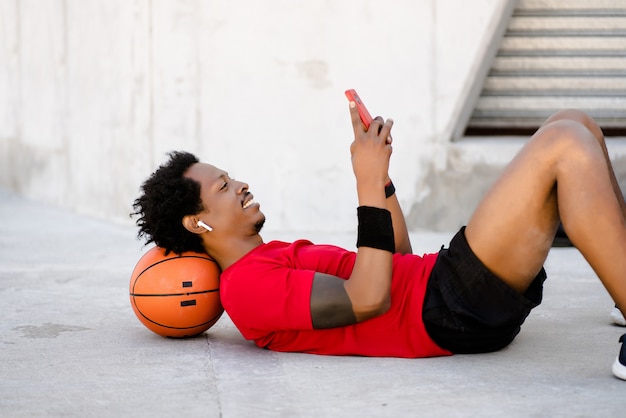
[465,117,626,313]
[543,110,626,322]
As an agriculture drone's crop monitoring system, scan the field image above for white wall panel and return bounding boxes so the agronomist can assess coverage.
[65,0,151,220]
[0,0,18,185]
[5,0,67,202]
[0,0,507,232]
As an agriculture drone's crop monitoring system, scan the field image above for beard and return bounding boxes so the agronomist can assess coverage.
[253,216,266,234]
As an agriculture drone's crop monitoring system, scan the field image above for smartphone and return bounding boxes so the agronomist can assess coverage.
[344,89,373,129]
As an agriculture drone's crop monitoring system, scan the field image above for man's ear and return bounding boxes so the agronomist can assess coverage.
[182,215,205,234]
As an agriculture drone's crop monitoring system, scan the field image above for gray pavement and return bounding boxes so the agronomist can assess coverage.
[1,187,625,417]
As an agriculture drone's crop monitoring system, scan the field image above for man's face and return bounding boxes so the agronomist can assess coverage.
[184,163,265,236]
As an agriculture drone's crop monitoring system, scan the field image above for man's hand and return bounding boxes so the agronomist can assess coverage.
[348,101,394,209]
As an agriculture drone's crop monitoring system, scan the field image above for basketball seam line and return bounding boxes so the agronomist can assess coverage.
[129,288,219,297]
[135,255,217,281]
[135,311,223,330]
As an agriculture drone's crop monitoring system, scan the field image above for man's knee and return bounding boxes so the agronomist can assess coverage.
[542,109,604,142]
[532,120,602,165]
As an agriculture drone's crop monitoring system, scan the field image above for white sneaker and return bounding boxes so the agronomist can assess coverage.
[613,334,626,381]
[610,305,626,327]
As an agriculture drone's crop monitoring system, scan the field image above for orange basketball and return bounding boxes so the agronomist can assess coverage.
[129,246,223,338]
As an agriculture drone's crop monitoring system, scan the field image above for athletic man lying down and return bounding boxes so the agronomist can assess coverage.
[132,101,626,379]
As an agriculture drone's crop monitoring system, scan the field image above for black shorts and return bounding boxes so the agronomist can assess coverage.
[422,226,546,354]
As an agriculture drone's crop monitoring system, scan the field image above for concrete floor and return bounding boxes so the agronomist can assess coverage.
[1,188,624,417]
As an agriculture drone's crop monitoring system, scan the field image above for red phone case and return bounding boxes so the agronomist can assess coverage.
[345,89,373,129]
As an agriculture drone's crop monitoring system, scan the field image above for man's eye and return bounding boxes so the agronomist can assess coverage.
[220,182,228,190]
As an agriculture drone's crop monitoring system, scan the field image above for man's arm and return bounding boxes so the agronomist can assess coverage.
[310,273,356,328]
[309,102,395,329]
[386,179,413,255]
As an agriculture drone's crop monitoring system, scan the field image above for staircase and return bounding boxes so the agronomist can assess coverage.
[466,0,626,135]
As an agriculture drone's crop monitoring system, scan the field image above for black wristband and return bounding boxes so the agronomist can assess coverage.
[356,206,395,253]
[385,181,395,198]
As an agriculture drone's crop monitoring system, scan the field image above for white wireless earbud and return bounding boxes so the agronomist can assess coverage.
[197,220,213,232]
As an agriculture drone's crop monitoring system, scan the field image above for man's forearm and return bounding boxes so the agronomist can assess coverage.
[386,183,413,255]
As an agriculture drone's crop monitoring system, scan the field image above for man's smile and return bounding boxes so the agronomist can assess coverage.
[243,194,256,209]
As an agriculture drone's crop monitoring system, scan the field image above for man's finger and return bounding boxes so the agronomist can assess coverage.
[378,118,394,140]
[348,101,365,135]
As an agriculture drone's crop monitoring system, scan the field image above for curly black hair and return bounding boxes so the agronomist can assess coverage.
[131,151,206,255]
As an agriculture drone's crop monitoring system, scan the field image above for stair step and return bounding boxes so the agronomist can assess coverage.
[518,0,626,12]
[492,56,626,72]
[509,16,626,32]
[475,95,626,111]
[483,76,626,91]
[500,36,626,53]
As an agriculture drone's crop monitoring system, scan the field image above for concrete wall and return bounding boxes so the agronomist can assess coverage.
[0,0,515,233]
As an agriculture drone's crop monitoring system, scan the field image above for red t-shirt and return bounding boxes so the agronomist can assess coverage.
[220,240,452,358]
